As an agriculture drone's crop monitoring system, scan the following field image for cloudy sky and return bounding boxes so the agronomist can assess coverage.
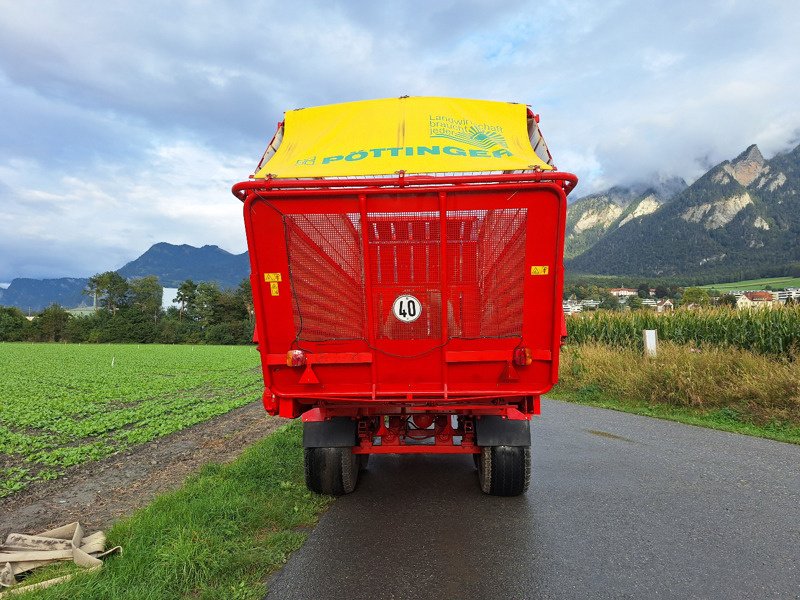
[1,0,799,281]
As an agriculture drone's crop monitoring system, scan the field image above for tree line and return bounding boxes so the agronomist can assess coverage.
[0,272,255,344]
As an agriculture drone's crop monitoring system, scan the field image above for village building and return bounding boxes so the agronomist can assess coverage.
[736,291,776,309]
[655,299,674,313]
[562,301,582,315]
[774,288,800,304]
[580,299,602,310]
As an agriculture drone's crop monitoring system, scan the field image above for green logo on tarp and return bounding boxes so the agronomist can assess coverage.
[429,115,509,150]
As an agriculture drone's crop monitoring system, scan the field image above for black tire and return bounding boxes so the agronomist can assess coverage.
[477,445,531,496]
[358,453,370,471]
[304,446,359,495]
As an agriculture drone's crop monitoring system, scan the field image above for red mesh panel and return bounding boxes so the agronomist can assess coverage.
[445,212,480,338]
[368,212,442,340]
[285,213,366,340]
[445,209,526,338]
[474,208,527,337]
[284,208,526,342]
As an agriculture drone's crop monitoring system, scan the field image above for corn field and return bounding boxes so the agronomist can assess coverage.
[566,306,800,357]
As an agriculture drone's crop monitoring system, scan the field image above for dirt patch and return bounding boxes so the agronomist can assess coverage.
[0,402,284,539]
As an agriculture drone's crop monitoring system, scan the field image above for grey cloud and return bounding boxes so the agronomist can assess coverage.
[1,0,799,278]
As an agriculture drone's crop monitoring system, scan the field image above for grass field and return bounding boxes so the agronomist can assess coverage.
[11,422,330,600]
[554,342,800,444]
[700,276,800,291]
[0,343,262,497]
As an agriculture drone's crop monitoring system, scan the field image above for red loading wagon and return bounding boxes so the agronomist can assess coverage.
[232,97,577,496]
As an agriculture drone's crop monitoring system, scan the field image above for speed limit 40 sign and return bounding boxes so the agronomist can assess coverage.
[392,294,422,323]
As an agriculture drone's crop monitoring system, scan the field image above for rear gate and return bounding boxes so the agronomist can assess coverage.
[245,183,564,400]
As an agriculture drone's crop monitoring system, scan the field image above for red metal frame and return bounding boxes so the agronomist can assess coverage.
[233,171,576,452]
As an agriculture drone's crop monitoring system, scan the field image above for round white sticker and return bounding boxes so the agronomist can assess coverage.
[392,294,422,323]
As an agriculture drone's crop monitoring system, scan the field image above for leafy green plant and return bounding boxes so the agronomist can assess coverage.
[0,344,262,496]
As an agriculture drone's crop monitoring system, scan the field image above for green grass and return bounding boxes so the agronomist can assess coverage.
[0,343,262,496]
[12,421,332,599]
[554,342,800,445]
[700,276,800,291]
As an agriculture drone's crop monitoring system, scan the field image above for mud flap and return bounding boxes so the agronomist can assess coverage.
[302,417,357,448]
[474,415,531,447]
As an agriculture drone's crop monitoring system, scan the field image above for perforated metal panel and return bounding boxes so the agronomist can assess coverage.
[367,212,442,341]
[471,208,527,338]
[284,213,366,341]
[284,207,527,342]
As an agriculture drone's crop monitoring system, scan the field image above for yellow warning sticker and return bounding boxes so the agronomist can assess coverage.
[530,266,550,276]
[264,273,282,282]
[269,282,280,296]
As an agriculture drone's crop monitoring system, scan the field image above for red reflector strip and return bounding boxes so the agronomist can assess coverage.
[530,349,551,361]
[445,349,551,363]
[445,350,511,363]
[267,352,373,366]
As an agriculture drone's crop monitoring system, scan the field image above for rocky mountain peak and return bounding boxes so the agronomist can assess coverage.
[728,144,765,186]
[734,143,764,165]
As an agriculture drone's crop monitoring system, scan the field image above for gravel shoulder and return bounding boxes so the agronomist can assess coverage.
[1,402,282,539]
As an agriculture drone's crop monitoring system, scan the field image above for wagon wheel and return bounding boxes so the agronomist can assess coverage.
[358,453,370,470]
[304,447,359,495]
[477,446,531,496]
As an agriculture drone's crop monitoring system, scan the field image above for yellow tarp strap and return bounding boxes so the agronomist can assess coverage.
[254,97,553,179]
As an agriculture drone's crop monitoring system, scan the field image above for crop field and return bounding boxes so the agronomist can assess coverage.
[566,305,800,356]
[0,344,261,497]
[700,276,800,291]
[555,342,800,443]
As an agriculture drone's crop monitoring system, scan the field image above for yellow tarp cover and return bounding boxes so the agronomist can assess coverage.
[254,97,553,179]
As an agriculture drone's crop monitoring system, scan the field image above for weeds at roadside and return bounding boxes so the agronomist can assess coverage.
[553,342,800,444]
[14,421,330,599]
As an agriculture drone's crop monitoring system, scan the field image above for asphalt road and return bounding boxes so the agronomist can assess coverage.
[266,399,800,600]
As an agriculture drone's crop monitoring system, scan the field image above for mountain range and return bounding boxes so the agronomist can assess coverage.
[3,142,799,311]
[0,244,250,311]
[564,177,688,260]
[117,243,250,287]
[565,143,800,281]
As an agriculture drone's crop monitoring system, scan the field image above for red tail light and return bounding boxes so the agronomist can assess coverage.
[286,350,306,367]
[513,347,532,366]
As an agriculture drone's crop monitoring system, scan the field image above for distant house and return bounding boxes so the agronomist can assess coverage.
[640,298,668,311]
[655,299,674,313]
[580,299,602,310]
[774,288,800,304]
[608,288,638,299]
[737,291,775,310]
